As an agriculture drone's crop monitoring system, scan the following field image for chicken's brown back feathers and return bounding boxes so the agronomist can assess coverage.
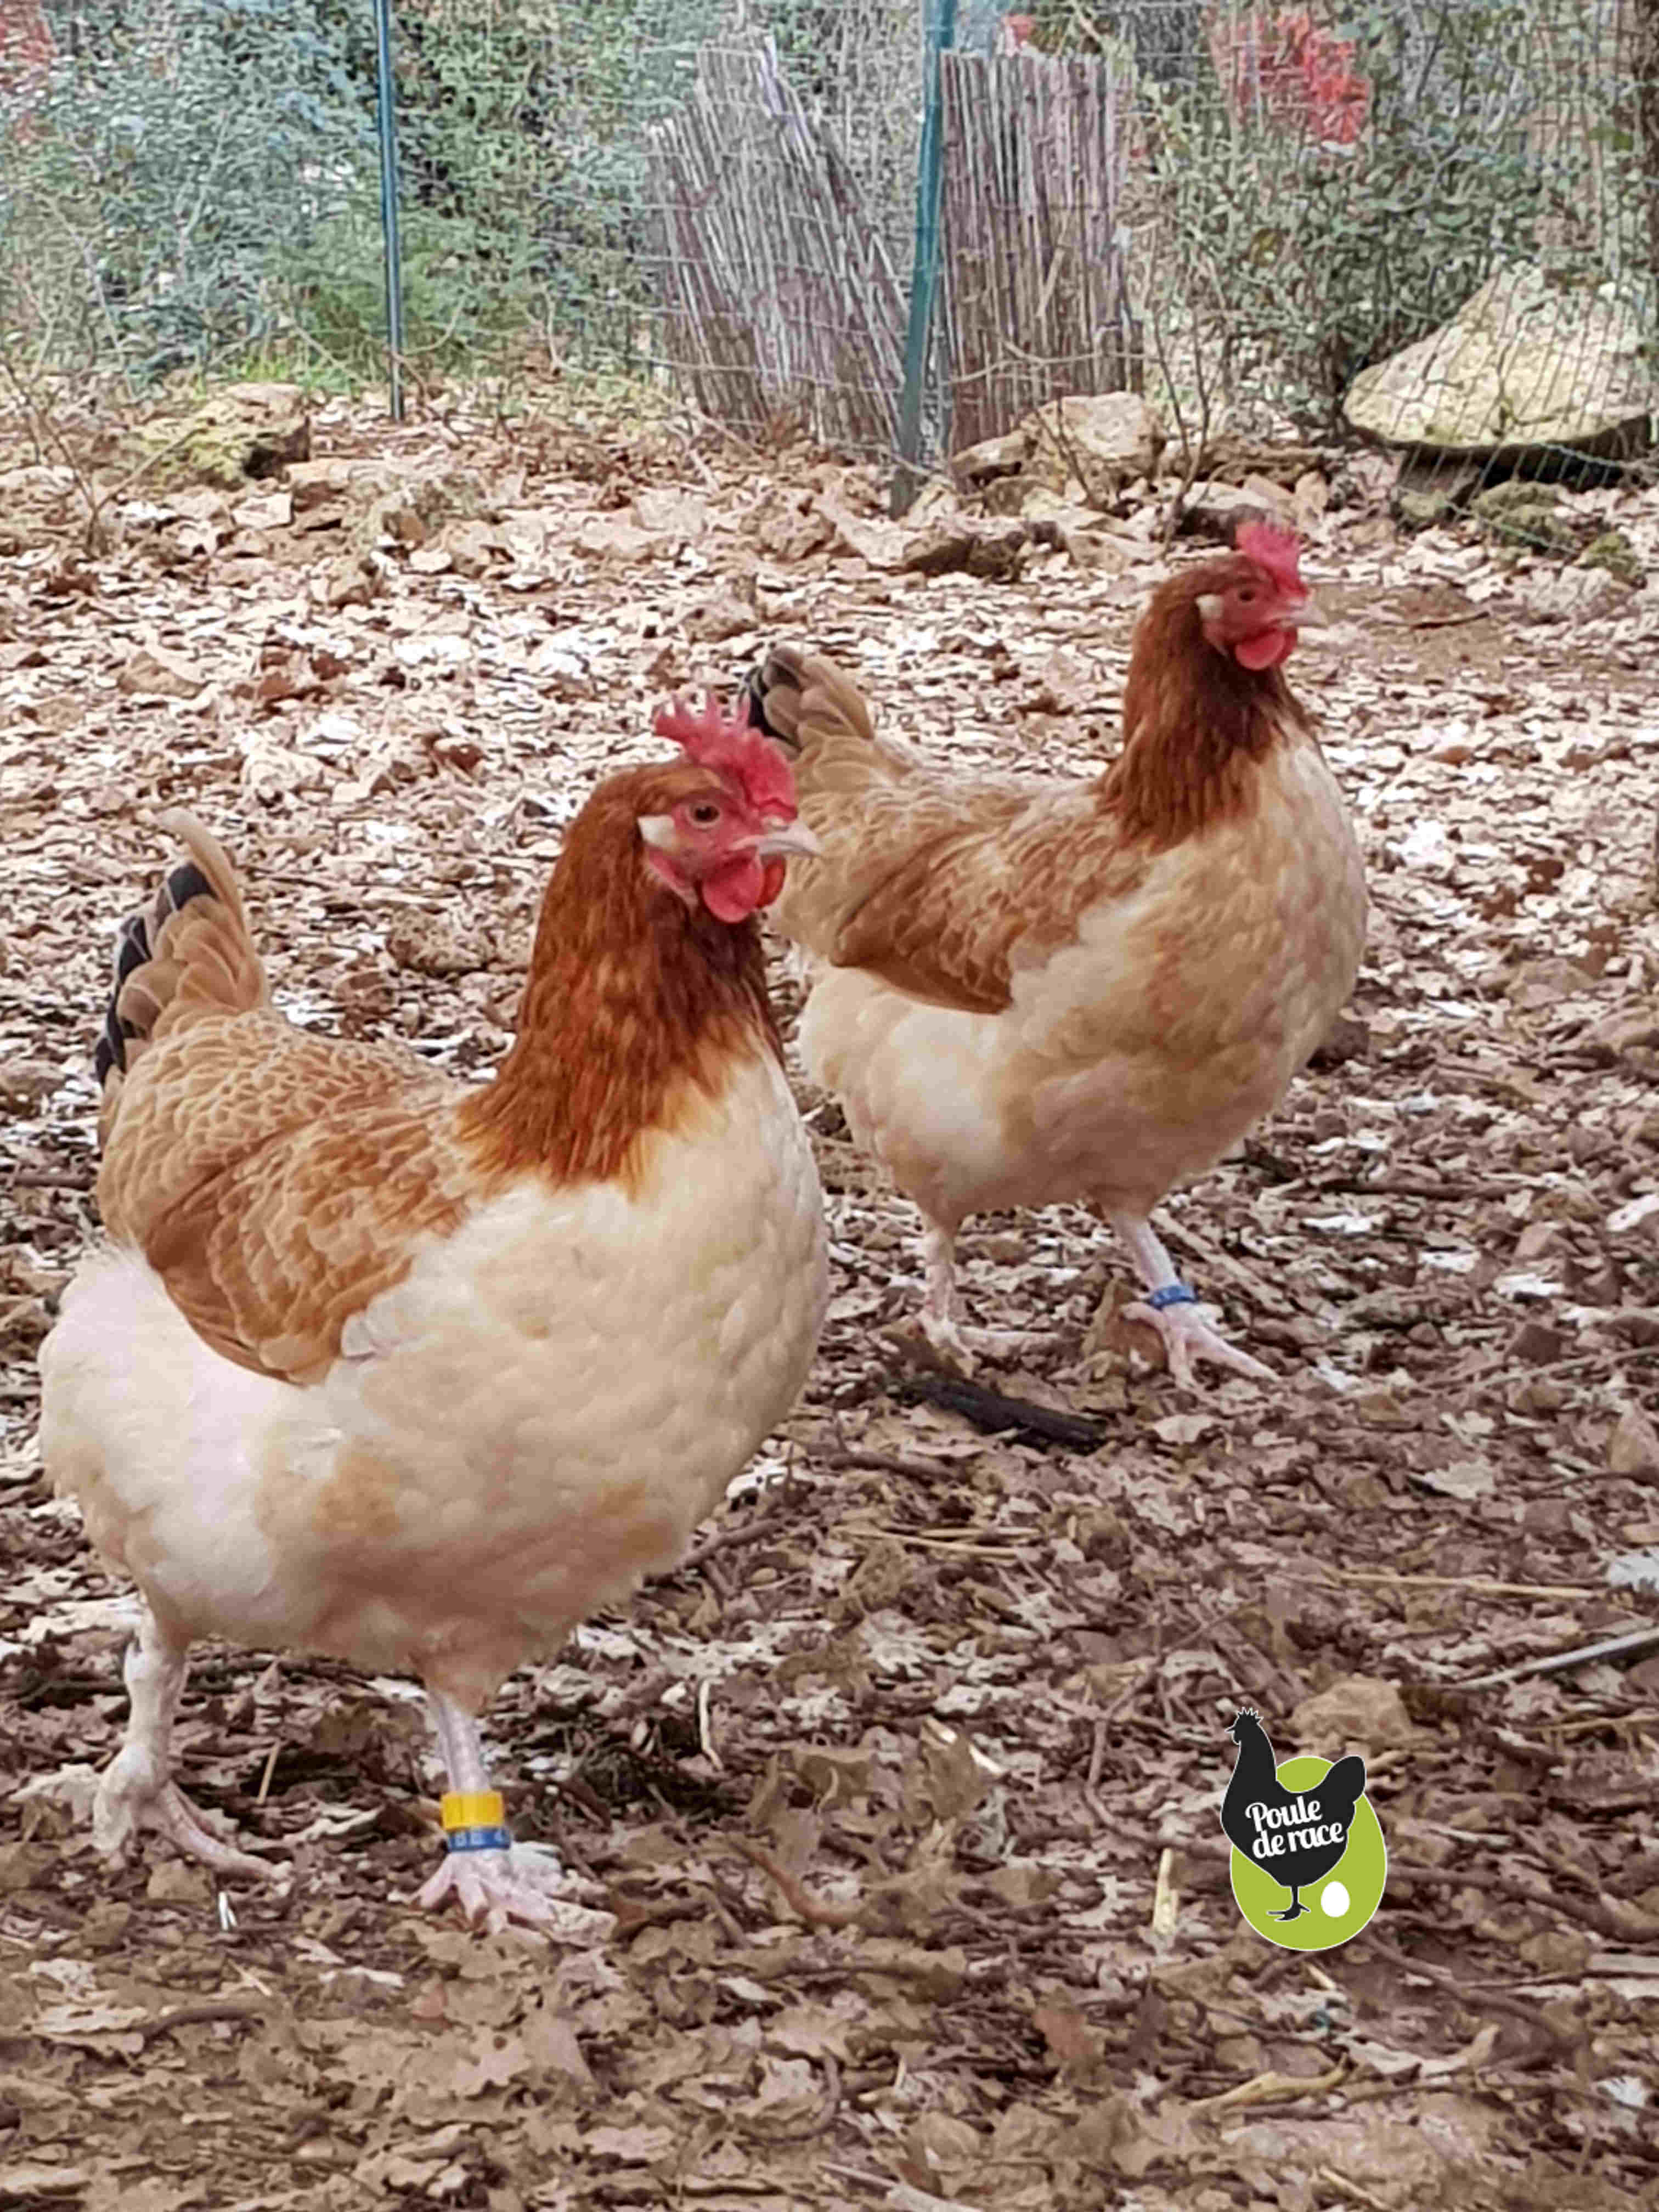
[747,642,1046,1012]
[752,550,1322,1012]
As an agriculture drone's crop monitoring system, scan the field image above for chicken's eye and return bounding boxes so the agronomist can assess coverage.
[1235,585,1258,604]
[689,802,721,827]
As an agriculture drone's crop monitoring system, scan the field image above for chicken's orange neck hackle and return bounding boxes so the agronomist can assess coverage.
[1105,532,1313,851]
[461,763,781,1186]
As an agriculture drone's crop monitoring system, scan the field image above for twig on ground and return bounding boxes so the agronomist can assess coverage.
[727,1836,861,1929]
[1459,1624,1659,1689]
[892,1371,1107,1450]
[136,1999,267,2045]
[1389,1863,1657,1945]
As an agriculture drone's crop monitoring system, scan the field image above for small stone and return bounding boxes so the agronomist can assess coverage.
[574,514,661,562]
[950,425,1030,488]
[1505,955,1594,1007]
[1508,1318,1567,1364]
[1289,1675,1418,1750]
[1310,1012,1370,1068]
[385,917,494,978]
[901,518,1028,580]
[1609,1408,1659,1477]
[125,382,309,490]
[145,1858,211,1905]
[1392,459,1479,529]
[240,737,325,804]
[630,487,708,539]
[117,645,205,699]
[1515,565,1624,624]
[1419,1458,1497,1500]
[686,592,757,643]
[319,552,382,608]
[1470,482,1582,556]
[289,456,370,509]
[444,520,499,578]
[232,488,292,532]
[1579,528,1644,586]
[1607,1192,1659,1243]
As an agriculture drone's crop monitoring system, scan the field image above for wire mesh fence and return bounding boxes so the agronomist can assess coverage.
[1,1,1655,487]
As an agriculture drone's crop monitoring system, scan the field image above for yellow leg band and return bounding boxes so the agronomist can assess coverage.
[441,1790,505,1832]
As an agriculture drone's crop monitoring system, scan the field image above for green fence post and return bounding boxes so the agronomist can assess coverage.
[891,0,957,517]
[371,0,407,422]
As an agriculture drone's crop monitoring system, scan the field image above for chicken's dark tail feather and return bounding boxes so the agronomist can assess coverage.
[741,659,785,745]
[94,812,269,1126]
[742,642,876,761]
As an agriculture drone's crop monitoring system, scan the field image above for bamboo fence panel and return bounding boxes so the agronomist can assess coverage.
[645,36,906,450]
[938,49,1139,454]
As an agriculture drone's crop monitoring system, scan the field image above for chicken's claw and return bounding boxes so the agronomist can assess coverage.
[94,1760,281,1883]
[415,1842,617,1943]
[915,1304,976,1375]
[1124,1294,1275,1391]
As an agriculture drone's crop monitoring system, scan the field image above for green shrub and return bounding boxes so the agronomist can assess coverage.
[1138,2,1590,436]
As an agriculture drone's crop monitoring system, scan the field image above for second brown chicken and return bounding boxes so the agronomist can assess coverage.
[744,523,1366,1387]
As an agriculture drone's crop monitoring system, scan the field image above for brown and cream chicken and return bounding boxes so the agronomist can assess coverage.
[745,523,1365,1385]
[38,703,826,1934]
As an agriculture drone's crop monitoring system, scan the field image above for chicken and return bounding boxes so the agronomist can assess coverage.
[1220,1708,1367,1921]
[744,522,1365,1385]
[37,703,827,1934]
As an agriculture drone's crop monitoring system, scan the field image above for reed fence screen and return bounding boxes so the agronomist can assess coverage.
[1,2,1655,475]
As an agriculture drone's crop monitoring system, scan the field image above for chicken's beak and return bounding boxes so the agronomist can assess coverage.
[751,821,822,861]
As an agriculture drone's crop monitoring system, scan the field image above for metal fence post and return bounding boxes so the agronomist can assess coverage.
[371,0,406,422]
[890,0,957,517]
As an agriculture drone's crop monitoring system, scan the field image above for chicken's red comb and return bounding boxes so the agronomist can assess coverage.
[652,692,799,820]
[1235,519,1304,594]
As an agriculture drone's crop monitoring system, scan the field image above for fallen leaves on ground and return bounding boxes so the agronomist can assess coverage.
[1,386,1655,2209]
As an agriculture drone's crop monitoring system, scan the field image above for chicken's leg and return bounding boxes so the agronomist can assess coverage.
[912,1219,1046,1373]
[1108,1214,1273,1389]
[414,1689,614,1941]
[94,1601,276,1880]
[917,1222,970,1365]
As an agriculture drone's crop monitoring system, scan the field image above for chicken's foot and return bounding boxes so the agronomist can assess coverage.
[417,1690,615,1942]
[1108,1214,1274,1390]
[910,1222,1048,1373]
[94,1602,278,1882]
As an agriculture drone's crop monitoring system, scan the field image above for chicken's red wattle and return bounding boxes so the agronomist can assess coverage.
[702,855,766,922]
[1234,626,1297,671]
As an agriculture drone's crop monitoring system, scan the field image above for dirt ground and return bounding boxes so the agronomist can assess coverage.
[1,387,1657,2211]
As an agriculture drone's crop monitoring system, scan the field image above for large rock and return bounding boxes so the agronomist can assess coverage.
[951,392,1165,507]
[1345,263,1655,462]
[1024,393,1165,497]
[127,382,311,490]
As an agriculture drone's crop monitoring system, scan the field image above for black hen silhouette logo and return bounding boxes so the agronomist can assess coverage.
[1221,1709,1368,1922]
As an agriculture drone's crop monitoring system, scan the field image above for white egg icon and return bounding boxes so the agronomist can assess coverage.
[1321,1881,1351,1917]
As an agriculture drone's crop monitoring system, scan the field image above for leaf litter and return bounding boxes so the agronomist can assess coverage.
[0,384,1656,2208]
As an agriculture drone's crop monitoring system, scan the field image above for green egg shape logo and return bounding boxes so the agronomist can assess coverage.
[1222,1713,1387,1951]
